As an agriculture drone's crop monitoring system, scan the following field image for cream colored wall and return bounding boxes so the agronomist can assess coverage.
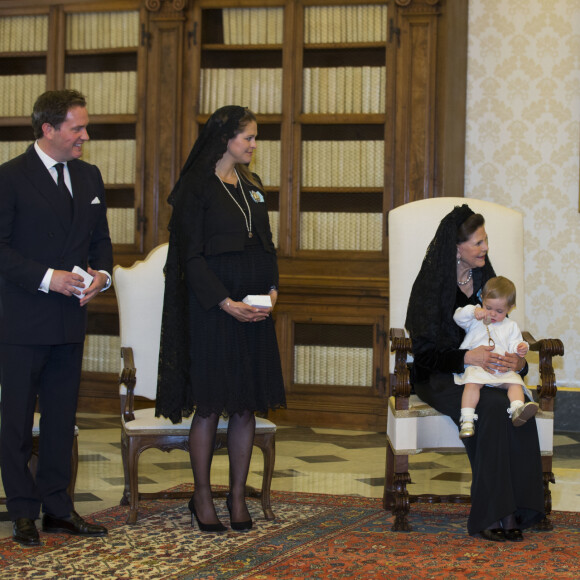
[465,0,580,388]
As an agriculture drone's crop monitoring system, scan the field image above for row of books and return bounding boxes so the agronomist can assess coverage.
[218,4,388,46]
[199,68,282,115]
[268,211,279,248]
[302,140,384,188]
[65,72,137,115]
[81,140,136,185]
[303,67,385,115]
[108,208,136,246]
[300,212,383,252]
[0,141,29,165]
[0,75,46,117]
[83,336,374,385]
[304,5,388,45]
[66,11,139,51]
[222,8,283,45]
[248,140,281,187]
[0,15,48,53]
[82,334,121,374]
[294,345,373,387]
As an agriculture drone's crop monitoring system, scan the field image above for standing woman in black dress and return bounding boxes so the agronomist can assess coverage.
[156,106,286,532]
[405,204,545,542]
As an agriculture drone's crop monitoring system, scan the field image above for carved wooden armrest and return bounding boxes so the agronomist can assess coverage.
[522,331,564,411]
[120,346,137,422]
[390,328,413,409]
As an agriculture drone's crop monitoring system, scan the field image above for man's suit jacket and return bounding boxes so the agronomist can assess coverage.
[0,146,113,345]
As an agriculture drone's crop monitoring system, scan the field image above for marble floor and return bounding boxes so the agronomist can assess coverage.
[1,413,579,538]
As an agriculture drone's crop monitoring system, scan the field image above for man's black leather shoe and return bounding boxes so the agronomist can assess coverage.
[42,510,107,537]
[13,518,41,547]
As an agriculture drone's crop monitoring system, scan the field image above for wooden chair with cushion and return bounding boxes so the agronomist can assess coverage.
[383,197,563,531]
[114,243,277,524]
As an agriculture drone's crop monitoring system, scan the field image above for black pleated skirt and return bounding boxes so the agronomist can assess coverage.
[187,244,286,417]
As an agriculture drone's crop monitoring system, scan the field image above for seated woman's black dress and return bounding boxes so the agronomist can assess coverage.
[411,269,545,535]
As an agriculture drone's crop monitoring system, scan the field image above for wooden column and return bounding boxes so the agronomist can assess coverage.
[392,0,441,208]
[142,0,187,250]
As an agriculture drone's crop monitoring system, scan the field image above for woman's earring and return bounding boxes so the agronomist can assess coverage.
[457,258,461,265]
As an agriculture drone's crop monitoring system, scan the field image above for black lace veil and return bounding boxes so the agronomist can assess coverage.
[156,106,249,422]
[404,204,496,352]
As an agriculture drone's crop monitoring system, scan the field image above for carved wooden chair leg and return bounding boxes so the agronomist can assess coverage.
[255,432,275,520]
[537,469,555,530]
[120,430,130,507]
[384,444,412,531]
[391,473,412,532]
[126,438,140,524]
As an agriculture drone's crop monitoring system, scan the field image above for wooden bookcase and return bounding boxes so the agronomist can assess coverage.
[0,0,467,430]
[0,1,147,407]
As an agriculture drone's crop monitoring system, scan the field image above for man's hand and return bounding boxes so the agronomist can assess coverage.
[49,270,85,297]
[79,268,108,307]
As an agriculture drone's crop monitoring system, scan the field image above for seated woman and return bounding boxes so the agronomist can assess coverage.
[405,204,546,542]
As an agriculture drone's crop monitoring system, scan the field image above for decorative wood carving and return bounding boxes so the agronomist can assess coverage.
[142,2,187,248]
[395,0,441,9]
[393,1,441,207]
[145,0,187,15]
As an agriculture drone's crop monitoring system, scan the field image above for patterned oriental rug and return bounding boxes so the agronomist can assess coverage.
[0,485,578,579]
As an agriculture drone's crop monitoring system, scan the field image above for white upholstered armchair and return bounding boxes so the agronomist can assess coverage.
[383,197,563,531]
[114,244,277,524]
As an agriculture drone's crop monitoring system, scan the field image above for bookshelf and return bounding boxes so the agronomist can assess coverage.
[0,12,49,152]
[0,2,145,399]
[63,7,143,253]
[0,0,467,429]
[296,3,388,258]
[62,5,144,389]
[192,2,289,254]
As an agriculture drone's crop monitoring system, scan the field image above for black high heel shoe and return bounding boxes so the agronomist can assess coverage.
[226,495,253,531]
[188,496,227,533]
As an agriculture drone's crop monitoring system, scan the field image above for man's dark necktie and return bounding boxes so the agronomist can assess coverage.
[54,162,73,220]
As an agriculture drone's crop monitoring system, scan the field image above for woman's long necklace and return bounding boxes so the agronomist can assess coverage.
[216,168,253,238]
[457,268,473,286]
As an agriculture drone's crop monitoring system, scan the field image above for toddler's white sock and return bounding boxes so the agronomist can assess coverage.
[508,400,524,417]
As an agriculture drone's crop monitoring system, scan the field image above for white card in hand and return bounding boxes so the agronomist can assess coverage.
[242,295,272,308]
[72,265,93,298]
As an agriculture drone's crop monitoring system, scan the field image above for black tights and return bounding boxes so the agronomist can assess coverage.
[188,410,255,524]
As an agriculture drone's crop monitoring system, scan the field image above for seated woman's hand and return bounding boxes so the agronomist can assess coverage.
[464,345,500,373]
[495,351,526,373]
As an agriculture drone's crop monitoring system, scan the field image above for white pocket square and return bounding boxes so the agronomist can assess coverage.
[91,196,101,205]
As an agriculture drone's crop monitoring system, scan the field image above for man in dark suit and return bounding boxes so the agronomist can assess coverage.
[0,90,113,546]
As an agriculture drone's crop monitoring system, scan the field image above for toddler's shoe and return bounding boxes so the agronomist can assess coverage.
[512,402,539,427]
[459,421,474,439]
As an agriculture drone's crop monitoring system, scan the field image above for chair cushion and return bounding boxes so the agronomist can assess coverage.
[123,407,277,435]
[386,395,553,455]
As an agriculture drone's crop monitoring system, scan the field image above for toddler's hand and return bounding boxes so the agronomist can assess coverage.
[516,342,529,357]
[474,307,486,321]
